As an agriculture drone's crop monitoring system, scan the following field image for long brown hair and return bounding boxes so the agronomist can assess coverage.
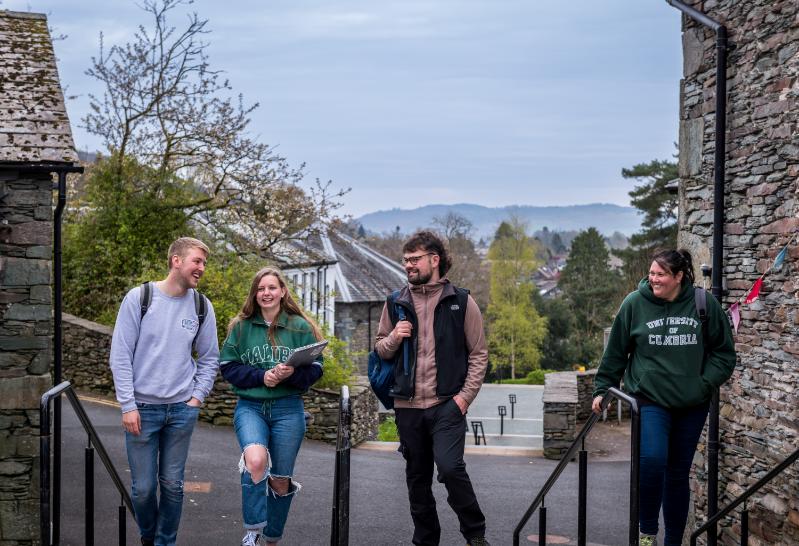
[228,266,324,345]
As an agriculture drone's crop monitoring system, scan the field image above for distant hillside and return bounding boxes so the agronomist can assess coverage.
[357,203,642,240]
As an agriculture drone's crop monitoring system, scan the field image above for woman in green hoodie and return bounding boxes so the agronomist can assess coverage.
[220,267,324,546]
[591,249,736,546]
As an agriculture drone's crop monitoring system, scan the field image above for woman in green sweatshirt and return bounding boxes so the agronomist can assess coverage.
[220,267,324,546]
[592,249,736,546]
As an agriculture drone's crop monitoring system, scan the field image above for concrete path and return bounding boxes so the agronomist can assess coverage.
[57,396,633,546]
[465,384,543,449]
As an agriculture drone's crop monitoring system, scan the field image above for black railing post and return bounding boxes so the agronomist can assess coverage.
[119,502,127,546]
[629,400,641,546]
[40,388,53,546]
[331,385,351,546]
[85,439,94,546]
[539,504,547,546]
[578,446,587,546]
[740,504,748,546]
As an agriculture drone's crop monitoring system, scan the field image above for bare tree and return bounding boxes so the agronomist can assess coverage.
[83,0,346,257]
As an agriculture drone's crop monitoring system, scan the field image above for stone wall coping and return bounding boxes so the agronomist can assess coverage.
[542,371,578,404]
[63,313,113,335]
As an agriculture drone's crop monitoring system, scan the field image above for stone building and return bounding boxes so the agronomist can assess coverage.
[0,10,81,545]
[281,229,406,373]
[675,1,798,544]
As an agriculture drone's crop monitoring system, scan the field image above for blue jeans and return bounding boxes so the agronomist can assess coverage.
[639,401,709,545]
[234,396,306,542]
[124,401,200,546]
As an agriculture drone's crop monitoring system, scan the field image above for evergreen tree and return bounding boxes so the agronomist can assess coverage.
[486,219,547,378]
[614,159,678,291]
[559,228,620,365]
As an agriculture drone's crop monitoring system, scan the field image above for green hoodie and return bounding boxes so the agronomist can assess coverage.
[592,278,736,409]
[220,311,320,400]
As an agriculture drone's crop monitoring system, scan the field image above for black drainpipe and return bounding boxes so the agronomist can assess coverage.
[665,3,727,544]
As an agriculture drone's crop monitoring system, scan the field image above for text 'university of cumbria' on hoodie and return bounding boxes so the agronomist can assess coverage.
[592,278,736,410]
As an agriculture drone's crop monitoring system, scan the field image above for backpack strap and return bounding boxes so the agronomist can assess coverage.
[140,281,153,321]
[695,287,709,372]
[193,289,208,350]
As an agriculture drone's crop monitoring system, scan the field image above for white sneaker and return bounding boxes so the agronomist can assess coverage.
[241,530,260,546]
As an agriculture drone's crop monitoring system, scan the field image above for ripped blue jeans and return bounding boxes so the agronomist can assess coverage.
[234,395,305,542]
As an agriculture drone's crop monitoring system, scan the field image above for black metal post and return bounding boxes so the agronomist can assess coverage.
[539,505,547,546]
[509,394,516,419]
[331,386,351,546]
[119,502,127,546]
[664,4,728,544]
[578,447,587,546]
[498,405,507,436]
[740,506,748,546]
[85,440,94,546]
[629,404,641,546]
[40,392,52,545]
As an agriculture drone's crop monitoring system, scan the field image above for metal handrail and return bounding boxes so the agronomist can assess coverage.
[40,381,134,545]
[690,446,799,545]
[513,387,641,546]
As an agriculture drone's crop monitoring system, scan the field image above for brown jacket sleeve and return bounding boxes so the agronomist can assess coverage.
[458,294,488,405]
[375,302,401,359]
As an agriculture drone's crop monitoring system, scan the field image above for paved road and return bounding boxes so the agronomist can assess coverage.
[466,384,543,448]
[57,397,632,546]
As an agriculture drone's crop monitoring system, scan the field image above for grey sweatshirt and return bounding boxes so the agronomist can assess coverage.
[109,284,220,413]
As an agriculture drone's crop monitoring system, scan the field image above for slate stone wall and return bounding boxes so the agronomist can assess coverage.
[676,2,799,544]
[0,170,54,546]
[334,301,382,375]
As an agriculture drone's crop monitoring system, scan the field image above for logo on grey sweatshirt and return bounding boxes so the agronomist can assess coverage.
[181,318,199,334]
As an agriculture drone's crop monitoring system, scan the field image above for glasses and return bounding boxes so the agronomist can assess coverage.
[648,271,673,280]
[402,253,436,266]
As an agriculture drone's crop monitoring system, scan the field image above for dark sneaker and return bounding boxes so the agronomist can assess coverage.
[467,538,490,546]
[141,539,154,546]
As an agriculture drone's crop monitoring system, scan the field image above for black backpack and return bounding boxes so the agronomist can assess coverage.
[139,281,208,349]
[368,290,404,410]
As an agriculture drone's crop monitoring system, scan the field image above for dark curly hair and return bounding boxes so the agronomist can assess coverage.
[402,230,452,278]
[651,248,695,285]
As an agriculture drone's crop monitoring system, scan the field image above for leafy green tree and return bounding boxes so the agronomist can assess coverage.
[486,219,547,378]
[559,228,620,365]
[533,293,578,371]
[614,159,678,291]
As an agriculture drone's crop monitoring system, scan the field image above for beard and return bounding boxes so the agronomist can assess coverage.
[407,269,432,286]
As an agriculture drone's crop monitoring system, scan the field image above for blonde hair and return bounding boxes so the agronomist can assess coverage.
[167,237,210,270]
[228,266,324,345]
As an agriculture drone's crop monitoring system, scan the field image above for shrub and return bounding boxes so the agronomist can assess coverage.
[377,416,399,442]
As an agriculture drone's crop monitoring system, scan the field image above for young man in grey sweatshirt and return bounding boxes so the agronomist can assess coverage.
[109,237,220,546]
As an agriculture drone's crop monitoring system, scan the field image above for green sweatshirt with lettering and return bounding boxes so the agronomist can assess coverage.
[592,278,736,409]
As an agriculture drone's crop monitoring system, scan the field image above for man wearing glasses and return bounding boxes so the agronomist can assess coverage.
[375,230,490,546]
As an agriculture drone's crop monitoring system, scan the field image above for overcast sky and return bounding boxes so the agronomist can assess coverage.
[6,0,684,217]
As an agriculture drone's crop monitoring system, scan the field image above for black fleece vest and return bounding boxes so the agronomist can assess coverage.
[388,284,470,400]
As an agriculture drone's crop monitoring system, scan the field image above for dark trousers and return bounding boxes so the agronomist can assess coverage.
[639,401,709,546]
[395,400,486,545]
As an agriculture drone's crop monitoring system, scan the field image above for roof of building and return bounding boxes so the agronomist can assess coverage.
[0,11,78,164]
[281,229,407,304]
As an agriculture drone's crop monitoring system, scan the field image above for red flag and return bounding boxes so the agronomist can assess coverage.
[729,303,740,334]
[744,277,763,304]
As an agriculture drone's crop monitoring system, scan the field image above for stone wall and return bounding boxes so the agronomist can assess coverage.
[334,301,382,375]
[542,372,577,460]
[61,314,378,446]
[677,1,799,544]
[0,170,54,546]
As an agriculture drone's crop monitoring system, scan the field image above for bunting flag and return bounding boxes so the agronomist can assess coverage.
[772,245,787,271]
[743,276,764,304]
[729,302,740,334]
[727,229,797,334]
